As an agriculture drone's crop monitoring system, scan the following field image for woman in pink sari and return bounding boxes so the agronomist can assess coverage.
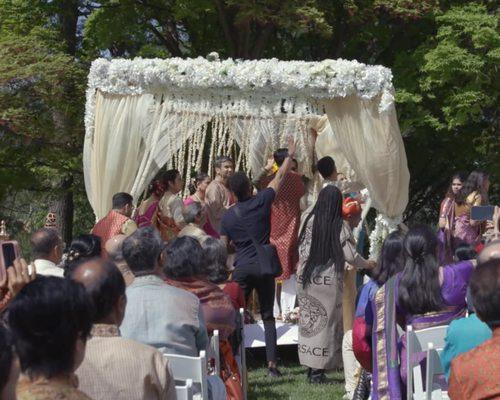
[437,173,466,263]
[134,179,166,228]
[453,170,490,247]
[184,172,219,238]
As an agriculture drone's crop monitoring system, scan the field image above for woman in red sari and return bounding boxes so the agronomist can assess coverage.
[135,179,166,228]
[254,150,306,280]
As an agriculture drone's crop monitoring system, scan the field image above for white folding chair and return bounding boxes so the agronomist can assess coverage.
[165,350,208,400]
[407,325,449,400]
[208,330,220,376]
[175,379,194,400]
[426,343,449,400]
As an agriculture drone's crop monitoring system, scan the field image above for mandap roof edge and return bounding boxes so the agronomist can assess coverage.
[85,56,396,138]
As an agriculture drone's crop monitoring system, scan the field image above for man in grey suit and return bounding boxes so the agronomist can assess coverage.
[120,226,208,356]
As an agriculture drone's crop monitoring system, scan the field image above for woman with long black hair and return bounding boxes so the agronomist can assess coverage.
[296,185,373,384]
[352,231,405,372]
[370,225,475,399]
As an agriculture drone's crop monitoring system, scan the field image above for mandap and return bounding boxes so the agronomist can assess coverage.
[83,54,409,258]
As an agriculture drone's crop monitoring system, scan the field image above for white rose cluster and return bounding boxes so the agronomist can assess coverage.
[88,57,394,101]
[85,56,395,139]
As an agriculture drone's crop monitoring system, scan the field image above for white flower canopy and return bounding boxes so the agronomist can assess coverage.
[84,56,410,256]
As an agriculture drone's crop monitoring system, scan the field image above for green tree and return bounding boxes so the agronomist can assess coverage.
[0,0,498,243]
[394,3,499,221]
[0,1,90,243]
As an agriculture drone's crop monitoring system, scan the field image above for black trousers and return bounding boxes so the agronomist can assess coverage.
[232,263,277,363]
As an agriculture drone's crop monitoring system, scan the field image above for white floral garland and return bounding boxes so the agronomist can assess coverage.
[369,213,402,260]
[85,55,395,139]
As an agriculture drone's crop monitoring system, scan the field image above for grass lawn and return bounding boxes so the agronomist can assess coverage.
[247,345,346,400]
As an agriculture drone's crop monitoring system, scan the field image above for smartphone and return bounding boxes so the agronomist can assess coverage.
[0,241,21,282]
[471,205,495,221]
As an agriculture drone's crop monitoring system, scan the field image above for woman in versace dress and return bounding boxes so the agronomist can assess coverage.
[296,185,373,384]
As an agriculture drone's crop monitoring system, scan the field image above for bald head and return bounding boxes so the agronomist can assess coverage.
[70,258,125,324]
[477,240,500,265]
[105,235,127,262]
[30,228,62,261]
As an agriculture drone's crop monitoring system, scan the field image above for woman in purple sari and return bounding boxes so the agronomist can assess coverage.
[437,173,466,263]
[370,225,475,399]
[134,179,166,228]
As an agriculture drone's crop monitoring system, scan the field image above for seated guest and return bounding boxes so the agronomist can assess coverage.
[71,258,176,400]
[105,235,134,286]
[0,324,20,400]
[92,192,137,248]
[178,202,208,242]
[185,172,219,237]
[371,225,475,399]
[477,238,500,264]
[454,244,477,262]
[29,228,64,277]
[164,236,235,340]
[449,258,500,400]
[120,227,208,356]
[63,234,101,277]
[441,313,491,381]
[201,237,245,311]
[8,276,93,400]
[443,239,498,380]
[352,231,405,372]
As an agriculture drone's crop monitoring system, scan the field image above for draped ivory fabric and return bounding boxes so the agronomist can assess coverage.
[84,91,316,219]
[312,114,358,184]
[323,95,410,218]
[84,56,407,226]
[84,92,153,219]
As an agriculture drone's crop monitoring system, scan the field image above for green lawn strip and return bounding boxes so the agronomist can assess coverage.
[246,346,346,399]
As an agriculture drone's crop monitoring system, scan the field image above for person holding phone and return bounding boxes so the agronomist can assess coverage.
[453,171,490,248]
[0,258,37,313]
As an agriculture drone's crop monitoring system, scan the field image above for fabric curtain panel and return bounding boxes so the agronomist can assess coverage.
[84,91,213,219]
[323,95,409,218]
[132,105,212,200]
[84,91,153,219]
[313,114,359,184]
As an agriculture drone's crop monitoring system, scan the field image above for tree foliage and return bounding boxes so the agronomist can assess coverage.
[0,0,498,241]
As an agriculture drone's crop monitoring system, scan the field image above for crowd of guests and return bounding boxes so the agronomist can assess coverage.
[0,135,499,400]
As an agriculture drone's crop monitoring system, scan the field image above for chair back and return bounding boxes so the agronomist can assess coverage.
[175,379,193,400]
[407,325,448,400]
[425,343,449,400]
[208,330,220,376]
[165,350,208,399]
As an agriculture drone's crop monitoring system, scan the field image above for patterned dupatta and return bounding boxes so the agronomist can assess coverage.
[371,275,467,400]
[371,276,403,400]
